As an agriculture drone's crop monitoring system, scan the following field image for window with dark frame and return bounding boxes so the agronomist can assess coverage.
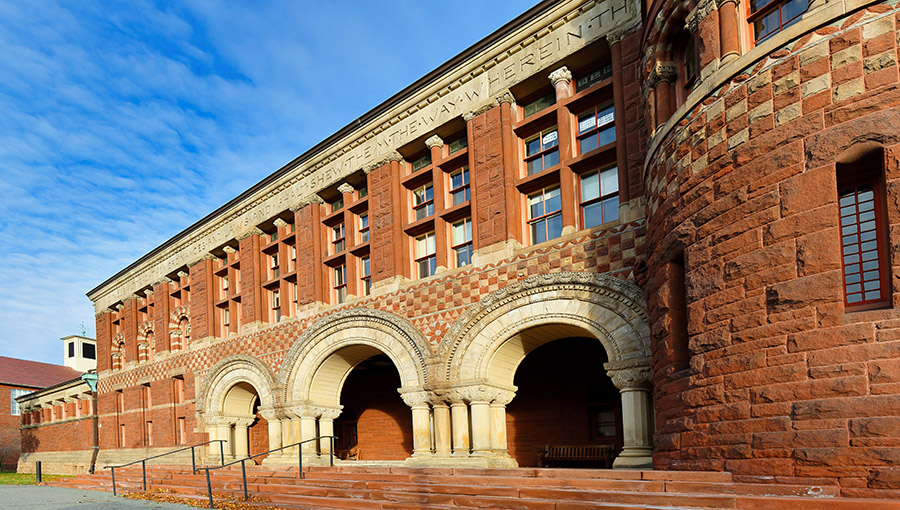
[580,166,620,228]
[333,264,347,304]
[524,127,560,175]
[577,104,615,155]
[412,183,435,220]
[748,0,809,43]
[528,186,563,244]
[332,223,346,254]
[359,212,369,243]
[838,151,891,309]
[449,166,470,206]
[360,255,371,296]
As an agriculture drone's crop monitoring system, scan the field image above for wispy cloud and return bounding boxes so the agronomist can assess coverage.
[0,0,535,364]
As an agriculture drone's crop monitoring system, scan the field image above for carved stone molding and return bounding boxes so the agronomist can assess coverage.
[400,391,431,408]
[495,91,515,105]
[318,407,343,421]
[143,289,154,296]
[195,354,278,415]
[386,151,404,162]
[289,194,325,211]
[222,245,236,254]
[463,103,496,121]
[273,218,288,228]
[236,227,264,241]
[454,385,516,405]
[686,0,716,32]
[176,270,188,279]
[424,134,444,149]
[607,366,653,391]
[336,183,356,195]
[548,66,573,86]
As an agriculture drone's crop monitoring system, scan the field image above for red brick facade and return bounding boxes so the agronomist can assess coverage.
[22,0,900,498]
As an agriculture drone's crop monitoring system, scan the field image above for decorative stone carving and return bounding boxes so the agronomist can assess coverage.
[176,270,188,279]
[115,303,124,311]
[236,227,263,241]
[454,385,516,405]
[548,66,572,86]
[318,407,343,420]
[655,61,678,84]
[273,218,288,229]
[336,183,355,195]
[424,135,444,149]
[463,103,496,121]
[400,391,431,408]
[195,354,278,415]
[686,0,716,32]
[607,366,653,391]
[222,245,236,254]
[387,151,404,162]
[495,91,515,105]
[289,194,325,211]
[143,289,153,296]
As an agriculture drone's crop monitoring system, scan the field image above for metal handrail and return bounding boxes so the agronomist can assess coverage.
[106,439,226,496]
[200,435,337,509]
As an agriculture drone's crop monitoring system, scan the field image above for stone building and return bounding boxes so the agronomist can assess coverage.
[19,0,900,498]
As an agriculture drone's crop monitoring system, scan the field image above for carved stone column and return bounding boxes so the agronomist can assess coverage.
[717,0,741,62]
[402,392,433,457]
[318,407,342,458]
[653,62,677,128]
[297,406,320,457]
[450,397,470,457]
[258,408,283,458]
[457,386,491,457]
[215,417,234,460]
[430,394,452,458]
[608,365,654,469]
[232,417,255,459]
[488,389,516,456]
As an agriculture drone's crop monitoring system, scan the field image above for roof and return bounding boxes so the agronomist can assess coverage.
[0,356,83,389]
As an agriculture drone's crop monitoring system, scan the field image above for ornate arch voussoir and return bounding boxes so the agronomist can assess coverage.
[438,272,650,381]
[274,307,431,396]
[196,354,277,415]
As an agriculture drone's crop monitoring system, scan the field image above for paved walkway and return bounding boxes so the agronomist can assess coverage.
[0,485,196,509]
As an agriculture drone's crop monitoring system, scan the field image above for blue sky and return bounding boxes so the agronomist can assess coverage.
[0,0,537,365]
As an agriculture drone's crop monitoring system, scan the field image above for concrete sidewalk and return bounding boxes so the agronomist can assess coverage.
[0,485,197,509]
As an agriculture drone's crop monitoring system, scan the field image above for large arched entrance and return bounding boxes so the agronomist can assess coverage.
[275,309,430,464]
[196,355,277,463]
[438,273,653,469]
[506,336,621,467]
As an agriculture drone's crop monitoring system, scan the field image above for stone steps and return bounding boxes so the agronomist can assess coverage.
[44,465,899,509]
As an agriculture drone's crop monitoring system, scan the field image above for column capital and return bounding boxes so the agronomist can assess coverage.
[222,245,236,254]
[336,182,356,195]
[453,384,517,405]
[257,407,280,422]
[318,407,343,421]
[494,91,515,105]
[289,194,325,211]
[387,150,404,162]
[606,366,653,391]
[236,227,264,241]
[548,66,572,87]
[400,390,431,408]
[176,270,189,279]
[424,134,444,149]
[273,218,289,229]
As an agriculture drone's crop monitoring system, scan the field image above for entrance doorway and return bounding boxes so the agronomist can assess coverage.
[221,381,268,462]
[333,354,412,461]
[506,337,622,467]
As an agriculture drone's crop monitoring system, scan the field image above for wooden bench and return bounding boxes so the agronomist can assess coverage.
[538,444,614,468]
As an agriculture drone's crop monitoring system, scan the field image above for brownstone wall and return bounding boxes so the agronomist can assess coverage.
[644,5,900,497]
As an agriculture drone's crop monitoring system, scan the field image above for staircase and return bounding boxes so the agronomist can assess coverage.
[45,465,899,509]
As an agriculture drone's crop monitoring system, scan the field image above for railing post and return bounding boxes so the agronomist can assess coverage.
[35,461,41,484]
[110,467,117,497]
[141,460,147,491]
[191,446,196,473]
[330,436,334,467]
[299,441,303,479]
[241,459,248,501]
[219,440,225,466]
[205,468,214,509]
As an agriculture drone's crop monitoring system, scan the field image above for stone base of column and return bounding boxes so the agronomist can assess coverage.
[612,448,653,469]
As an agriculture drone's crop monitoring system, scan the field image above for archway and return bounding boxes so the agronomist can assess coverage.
[196,355,278,463]
[275,309,429,464]
[439,273,653,469]
[506,337,621,467]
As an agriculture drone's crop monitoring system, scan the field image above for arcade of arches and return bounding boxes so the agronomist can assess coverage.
[197,274,654,469]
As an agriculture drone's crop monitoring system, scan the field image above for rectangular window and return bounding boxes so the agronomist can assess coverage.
[359,213,369,243]
[411,154,431,172]
[576,64,613,92]
[577,104,615,155]
[451,218,474,268]
[270,253,280,279]
[223,307,230,332]
[270,231,278,243]
[580,167,620,228]
[449,167,470,206]
[10,389,29,415]
[523,92,556,118]
[524,128,560,175]
[360,255,371,296]
[82,343,96,359]
[330,197,343,213]
[528,186,563,244]
[357,186,368,199]
[840,183,888,306]
[333,264,347,303]
[290,244,297,271]
[415,232,437,278]
[292,282,298,310]
[221,275,229,298]
[412,183,435,220]
[68,342,75,358]
[332,223,346,254]
[271,289,281,322]
[749,0,809,43]
[448,136,468,154]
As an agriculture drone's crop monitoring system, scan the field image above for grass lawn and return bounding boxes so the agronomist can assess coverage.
[0,471,74,485]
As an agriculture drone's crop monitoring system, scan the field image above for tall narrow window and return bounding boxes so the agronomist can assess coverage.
[577,104,615,155]
[359,213,369,243]
[412,183,435,220]
[838,148,890,309]
[580,167,620,228]
[449,167,470,206]
[333,264,347,304]
[360,255,371,296]
[524,127,560,175]
[270,252,280,279]
[528,186,562,244]
[332,223,346,254]
[271,289,282,322]
[415,232,437,278]
[451,218,473,268]
[411,154,431,172]
[174,376,185,404]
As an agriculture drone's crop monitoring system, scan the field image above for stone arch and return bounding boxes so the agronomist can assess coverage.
[169,306,191,351]
[196,354,277,416]
[277,308,429,407]
[439,272,650,384]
